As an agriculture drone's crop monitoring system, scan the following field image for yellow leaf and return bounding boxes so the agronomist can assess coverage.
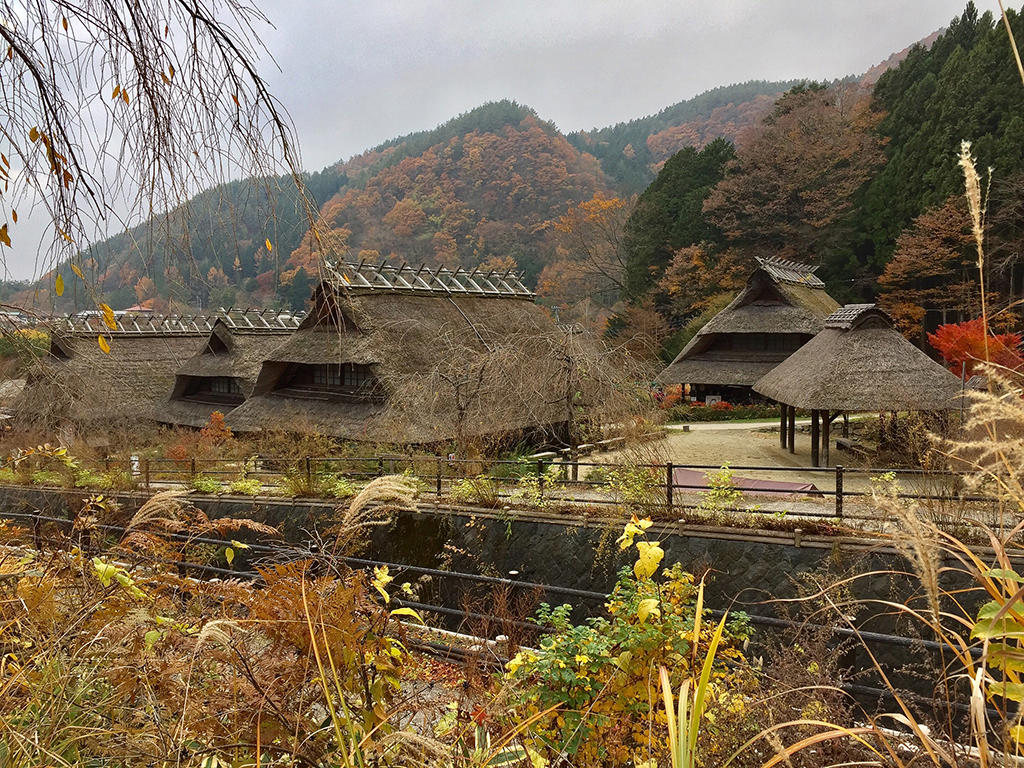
[390,606,424,623]
[634,540,664,580]
[168,64,175,79]
[10,209,16,223]
[225,547,235,566]
[637,598,660,624]
[112,86,120,100]
[54,274,64,296]
[71,263,83,278]
[62,17,68,31]
[265,238,273,252]
[98,336,110,354]
[0,224,9,247]
[121,90,129,105]
[100,303,116,330]
[28,127,38,142]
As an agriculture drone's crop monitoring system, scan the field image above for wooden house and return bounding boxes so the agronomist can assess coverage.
[657,257,840,402]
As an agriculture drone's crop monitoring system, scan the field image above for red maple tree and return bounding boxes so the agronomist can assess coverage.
[927,318,1024,377]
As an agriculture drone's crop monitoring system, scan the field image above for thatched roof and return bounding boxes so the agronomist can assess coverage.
[226,262,574,443]
[156,318,300,428]
[657,257,840,386]
[753,304,963,411]
[15,309,301,429]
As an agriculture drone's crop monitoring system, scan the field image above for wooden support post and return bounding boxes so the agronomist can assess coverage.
[666,462,674,512]
[436,458,442,498]
[570,451,579,482]
[536,459,545,498]
[143,458,150,491]
[842,413,850,438]
[835,465,844,519]
[811,409,820,467]
[779,403,787,449]
[822,412,831,466]
[787,405,796,454]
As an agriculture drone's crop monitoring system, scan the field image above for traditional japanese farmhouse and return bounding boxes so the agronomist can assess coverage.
[657,257,840,402]
[16,310,299,430]
[225,262,575,445]
[753,304,962,466]
[156,311,305,428]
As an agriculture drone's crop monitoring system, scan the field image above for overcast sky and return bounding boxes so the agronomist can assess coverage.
[3,0,982,280]
[259,0,974,173]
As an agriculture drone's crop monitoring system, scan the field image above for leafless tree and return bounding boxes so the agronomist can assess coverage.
[0,0,319,311]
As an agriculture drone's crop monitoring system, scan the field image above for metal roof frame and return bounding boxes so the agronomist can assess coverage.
[53,308,306,336]
[324,260,535,299]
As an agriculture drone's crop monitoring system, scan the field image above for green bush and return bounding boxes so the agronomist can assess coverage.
[448,474,500,506]
[228,478,262,496]
[189,474,222,494]
[74,470,107,490]
[0,468,19,485]
[30,470,65,487]
[328,476,357,499]
[668,402,783,422]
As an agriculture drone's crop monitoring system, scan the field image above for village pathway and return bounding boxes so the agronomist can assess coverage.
[666,419,811,431]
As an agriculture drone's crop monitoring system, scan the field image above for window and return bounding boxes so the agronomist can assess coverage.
[181,376,244,404]
[278,363,378,399]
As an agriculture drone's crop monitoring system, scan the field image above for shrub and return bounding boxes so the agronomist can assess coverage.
[0,467,19,485]
[74,470,107,490]
[504,517,754,767]
[710,399,734,411]
[697,465,744,515]
[228,478,262,496]
[30,469,65,486]
[448,474,500,506]
[668,402,784,422]
[329,476,358,498]
[189,474,221,494]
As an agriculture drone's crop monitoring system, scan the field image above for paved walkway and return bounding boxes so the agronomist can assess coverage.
[666,419,811,432]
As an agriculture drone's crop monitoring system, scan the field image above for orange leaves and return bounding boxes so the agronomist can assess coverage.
[928,318,1024,376]
[0,224,10,247]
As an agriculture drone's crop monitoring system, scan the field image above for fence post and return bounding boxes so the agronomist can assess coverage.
[570,450,579,482]
[436,458,442,498]
[377,457,384,477]
[305,456,312,489]
[143,458,150,491]
[835,465,844,520]
[190,457,196,479]
[536,458,545,497]
[666,462,674,512]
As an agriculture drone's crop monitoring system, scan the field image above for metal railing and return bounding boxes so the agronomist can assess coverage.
[29,451,996,525]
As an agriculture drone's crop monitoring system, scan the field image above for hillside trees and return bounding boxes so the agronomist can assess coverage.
[877,196,978,338]
[702,84,885,263]
[0,0,315,317]
[621,138,735,300]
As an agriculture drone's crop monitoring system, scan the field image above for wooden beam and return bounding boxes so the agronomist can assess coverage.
[780,403,787,449]
[822,411,831,466]
[842,413,850,438]
[787,405,796,454]
[811,409,820,467]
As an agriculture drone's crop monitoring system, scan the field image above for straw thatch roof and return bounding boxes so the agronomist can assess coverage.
[657,257,840,387]
[753,304,963,411]
[226,262,576,443]
[15,309,302,429]
[156,319,300,428]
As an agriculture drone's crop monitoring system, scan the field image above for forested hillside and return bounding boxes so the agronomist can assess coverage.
[25,82,804,312]
[602,2,1024,362]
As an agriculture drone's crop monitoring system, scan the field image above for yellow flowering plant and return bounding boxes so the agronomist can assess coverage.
[503,517,754,767]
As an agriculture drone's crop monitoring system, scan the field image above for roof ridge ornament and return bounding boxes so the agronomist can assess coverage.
[325,260,535,299]
[756,256,825,288]
[52,308,306,335]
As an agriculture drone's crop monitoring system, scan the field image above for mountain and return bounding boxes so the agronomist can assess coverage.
[25,29,939,313]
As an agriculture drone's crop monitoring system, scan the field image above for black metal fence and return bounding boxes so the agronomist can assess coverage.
[49,451,996,524]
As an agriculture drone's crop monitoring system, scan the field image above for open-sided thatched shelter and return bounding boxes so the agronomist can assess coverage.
[753,304,962,466]
[16,310,300,432]
[225,262,580,445]
[157,313,305,428]
[657,257,839,401]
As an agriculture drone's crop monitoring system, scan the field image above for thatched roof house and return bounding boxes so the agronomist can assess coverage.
[157,314,305,428]
[753,304,962,412]
[16,310,301,430]
[225,262,576,444]
[753,304,963,466]
[657,257,839,400]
